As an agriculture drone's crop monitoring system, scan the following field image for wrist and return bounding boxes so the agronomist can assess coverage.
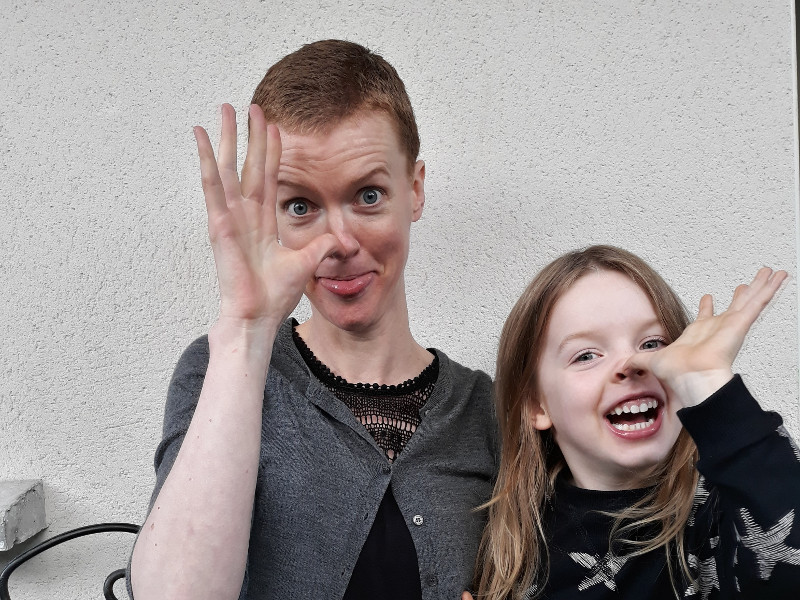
[669,369,735,409]
[209,316,281,360]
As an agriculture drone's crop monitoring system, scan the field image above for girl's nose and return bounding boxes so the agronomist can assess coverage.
[614,355,646,381]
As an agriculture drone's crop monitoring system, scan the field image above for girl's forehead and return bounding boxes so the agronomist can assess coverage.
[561,269,640,302]
[548,271,657,334]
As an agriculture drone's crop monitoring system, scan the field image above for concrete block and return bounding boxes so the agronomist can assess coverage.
[0,480,46,551]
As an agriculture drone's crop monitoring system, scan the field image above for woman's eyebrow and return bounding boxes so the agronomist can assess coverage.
[277,165,391,191]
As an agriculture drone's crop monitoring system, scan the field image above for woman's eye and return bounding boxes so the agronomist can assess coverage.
[287,200,310,217]
[359,188,383,205]
[641,338,666,351]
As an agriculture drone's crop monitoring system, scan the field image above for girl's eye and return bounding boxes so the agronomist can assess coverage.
[574,351,598,363]
[286,200,310,217]
[641,338,666,351]
[359,188,383,205]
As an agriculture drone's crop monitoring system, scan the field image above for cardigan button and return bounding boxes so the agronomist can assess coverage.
[412,514,424,526]
[382,465,391,475]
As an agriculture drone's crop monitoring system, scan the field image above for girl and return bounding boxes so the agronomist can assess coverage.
[470,245,800,599]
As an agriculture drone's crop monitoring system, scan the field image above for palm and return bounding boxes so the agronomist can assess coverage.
[628,268,787,406]
[195,104,339,323]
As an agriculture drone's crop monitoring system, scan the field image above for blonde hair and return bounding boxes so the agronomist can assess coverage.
[474,245,699,599]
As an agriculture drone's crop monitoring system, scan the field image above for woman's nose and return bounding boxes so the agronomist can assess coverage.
[326,211,360,259]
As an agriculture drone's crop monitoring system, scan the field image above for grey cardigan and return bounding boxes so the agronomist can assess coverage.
[143,320,499,599]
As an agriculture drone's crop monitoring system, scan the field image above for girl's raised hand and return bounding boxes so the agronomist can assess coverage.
[194,104,341,329]
[626,267,787,408]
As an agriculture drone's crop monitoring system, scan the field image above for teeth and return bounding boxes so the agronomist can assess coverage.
[607,399,659,418]
[611,418,655,432]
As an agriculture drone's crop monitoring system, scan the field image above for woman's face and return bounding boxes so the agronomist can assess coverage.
[276,111,425,334]
[532,270,683,490]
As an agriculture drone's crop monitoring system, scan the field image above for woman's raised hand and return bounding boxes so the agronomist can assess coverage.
[626,267,787,407]
[194,104,340,328]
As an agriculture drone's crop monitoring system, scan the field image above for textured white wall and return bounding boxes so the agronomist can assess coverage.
[1,0,797,597]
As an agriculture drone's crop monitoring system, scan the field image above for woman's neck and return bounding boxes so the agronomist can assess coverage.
[295,315,433,385]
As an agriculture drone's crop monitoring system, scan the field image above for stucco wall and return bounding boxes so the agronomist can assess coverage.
[1,0,797,597]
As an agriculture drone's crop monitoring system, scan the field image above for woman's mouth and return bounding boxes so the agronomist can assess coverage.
[317,273,374,298]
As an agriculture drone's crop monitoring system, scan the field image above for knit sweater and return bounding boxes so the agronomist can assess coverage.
[133,319,499,600]
[535,375,800,599]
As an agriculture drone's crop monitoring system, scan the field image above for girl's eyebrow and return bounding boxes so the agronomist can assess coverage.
[635,317,663,333]
[557,331,594,354]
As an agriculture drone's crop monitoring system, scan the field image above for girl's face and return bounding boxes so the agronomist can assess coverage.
[532,270,683,491]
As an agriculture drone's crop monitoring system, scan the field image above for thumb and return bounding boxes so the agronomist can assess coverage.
[461,593,475,600]
[300,233,345,267]
[696,293,714,320]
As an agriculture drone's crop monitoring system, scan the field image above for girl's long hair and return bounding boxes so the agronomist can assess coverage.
[474,245,698,599]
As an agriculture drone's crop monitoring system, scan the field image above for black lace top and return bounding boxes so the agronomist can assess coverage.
[292,322,439,462]
[292,321,438,599]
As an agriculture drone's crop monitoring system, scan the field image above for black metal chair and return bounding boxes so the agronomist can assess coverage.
[0,522,139,600]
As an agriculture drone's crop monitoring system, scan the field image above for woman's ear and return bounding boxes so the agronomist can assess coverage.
[525,394,553,431]
[410,160,425,222]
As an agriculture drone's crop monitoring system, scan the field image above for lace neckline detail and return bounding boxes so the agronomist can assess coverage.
[291,320,439,393]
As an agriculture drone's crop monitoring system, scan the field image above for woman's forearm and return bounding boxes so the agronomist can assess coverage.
[130,319,276,600]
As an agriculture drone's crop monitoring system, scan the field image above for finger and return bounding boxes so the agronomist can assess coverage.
[729,267,772,310]
[754,268,787,298]
[240,105,267,202]
[730,268,785,316]
[217,103,238,176]
[716,269,787,345]
[729,283,750,309]
[461,593,475,600]
[299,233,345,270]
[743,268,787,314]
[769,269,789,291]
[262,124,282,237]
[696,294,714,320]
[194,126,227,220]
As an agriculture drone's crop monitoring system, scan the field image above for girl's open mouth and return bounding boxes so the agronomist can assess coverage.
[605,398,661,434]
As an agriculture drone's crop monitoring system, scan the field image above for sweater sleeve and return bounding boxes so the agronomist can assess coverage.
[148,335,211,507]
[126,336,211,600]
[678,375,800,598]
